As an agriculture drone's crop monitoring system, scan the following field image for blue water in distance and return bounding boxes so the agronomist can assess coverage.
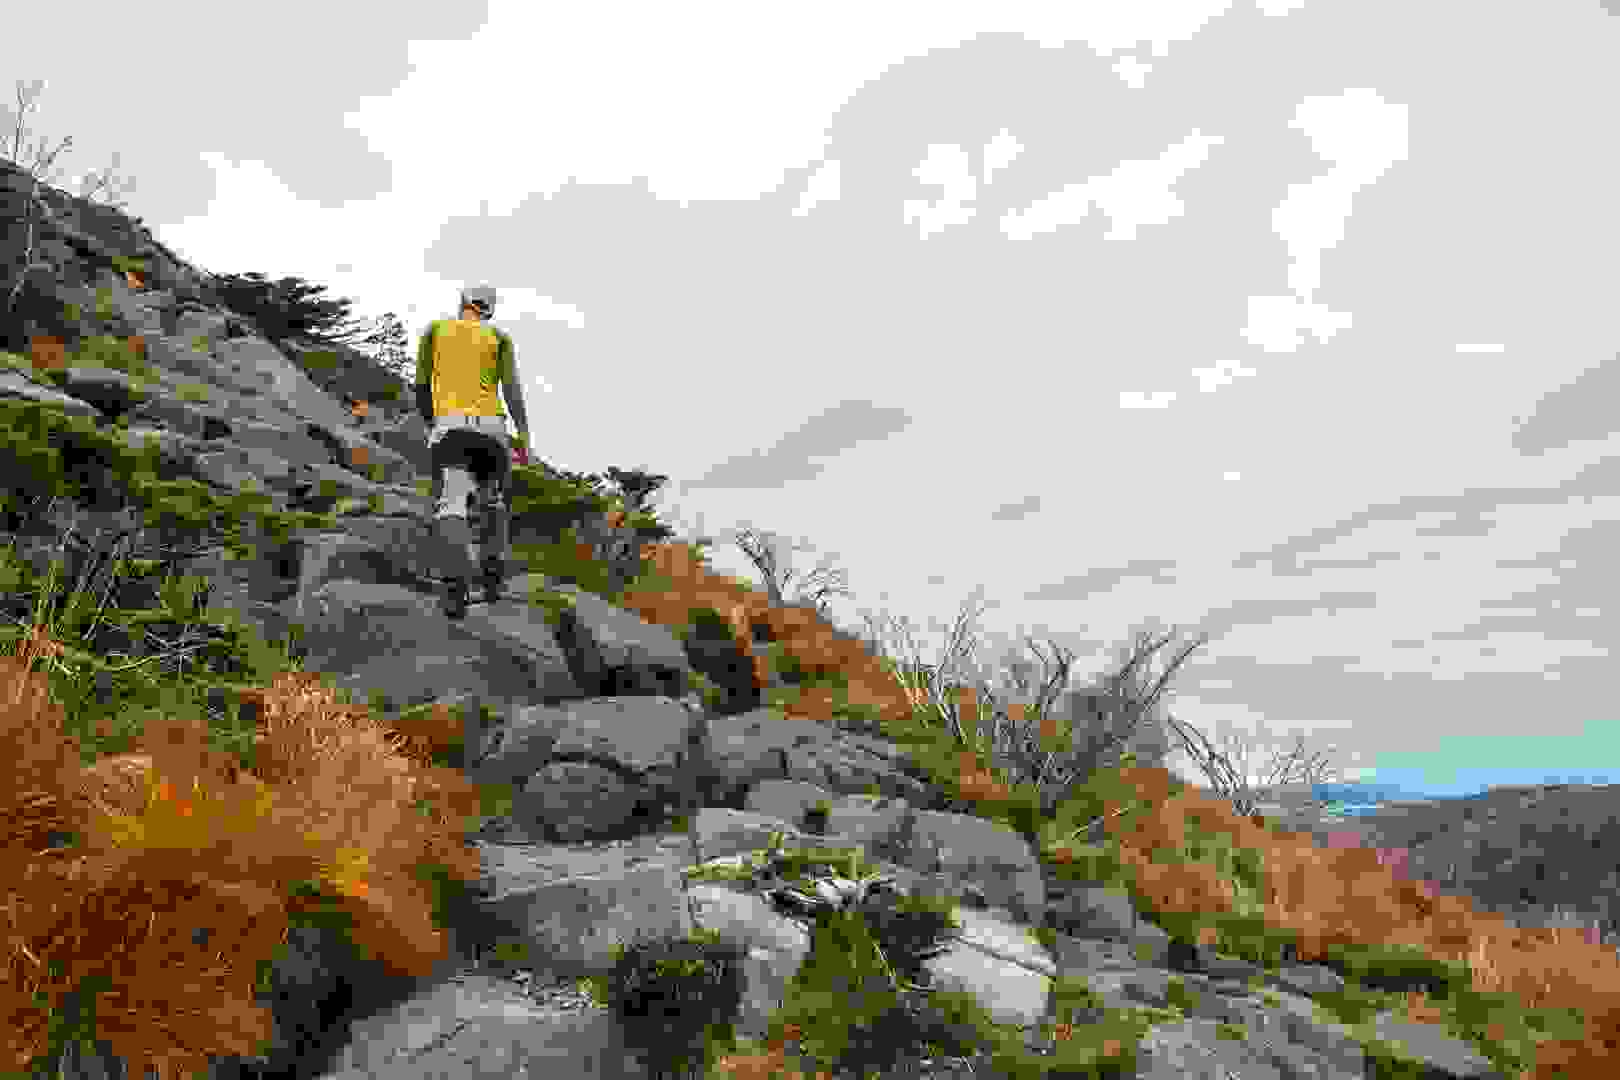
[1346,753,1620,800]
[1308,777,1620,818]
[1311,781,1439,814]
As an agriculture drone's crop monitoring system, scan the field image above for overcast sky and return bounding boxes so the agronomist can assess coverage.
[14,0,1619,798]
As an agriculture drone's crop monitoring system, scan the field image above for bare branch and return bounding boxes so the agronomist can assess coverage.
[3,79,73,183]
[3,81,77,317]
[1251,731,1344,800]
[852,598,1228,832]
[967,636,1076,796]
[72,150,138,211]
[1054,627,1207,786]
[729,526,855,614]
[863,601,1205,803]
[2,80,139,324]
[892,589,999,748]
[1162,706,1344,819]
[1162,708,1259,814]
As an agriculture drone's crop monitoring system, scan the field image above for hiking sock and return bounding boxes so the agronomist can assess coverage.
[442,576,470,619]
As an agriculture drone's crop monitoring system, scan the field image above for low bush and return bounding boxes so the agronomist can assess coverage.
[851,889,960,989]
[604,926,749,1078]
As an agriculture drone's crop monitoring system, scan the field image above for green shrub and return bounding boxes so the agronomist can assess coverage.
[764,901,1155,1080]
[523,582,578,630]
[1432,984,1587,1080]
[69,332,154,380]
[1164,975,1200,1014]
[1028,924,1060,956]
[682,668,725,712]
[818,987,986,1079]
[1325,941,1472,1000]
[772,906,937,1076]
[109,254,148,278]
[511,527,635,601]
[0,396,340,771]
[0,538,310,772]
[852,889,962,988]
[605,927,748,1078]
[759,642,808,685]
[507,462,623,525]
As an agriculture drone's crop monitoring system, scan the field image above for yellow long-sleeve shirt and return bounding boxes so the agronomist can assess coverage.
[414,317,527,430]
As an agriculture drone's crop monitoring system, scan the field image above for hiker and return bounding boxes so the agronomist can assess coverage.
[415,284,531,618]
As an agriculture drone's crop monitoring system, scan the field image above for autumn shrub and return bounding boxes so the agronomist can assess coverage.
[0,628,484,1079]
[1,633,318,1077]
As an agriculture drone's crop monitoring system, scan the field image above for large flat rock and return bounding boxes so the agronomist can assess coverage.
[322,972,651,1079]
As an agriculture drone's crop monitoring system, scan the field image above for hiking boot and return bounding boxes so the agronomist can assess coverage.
[442,576,470,619]
[479,556,504,605]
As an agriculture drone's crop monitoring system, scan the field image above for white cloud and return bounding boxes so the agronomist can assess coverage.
[1240,294,1354,353]
[904,144,979,238]
[982,129,1024,184]
[1121,390,1178,410]
[1001,129,1224,241]
[1266,89,1410,300]
[1113,54,1154,88]
[1255,0,1312,15]
[795,159,843,216]
[1192,356,1259,392]
[1088,131,1225,241]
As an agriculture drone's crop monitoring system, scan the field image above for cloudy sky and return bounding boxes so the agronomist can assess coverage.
[13,0,1619,798]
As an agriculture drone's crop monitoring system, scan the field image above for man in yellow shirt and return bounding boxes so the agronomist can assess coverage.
[415,284,531,617]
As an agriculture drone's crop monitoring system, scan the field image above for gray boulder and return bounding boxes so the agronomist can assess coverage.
[745,777,837,828]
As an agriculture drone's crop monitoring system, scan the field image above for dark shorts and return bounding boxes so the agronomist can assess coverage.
[429,418,511,519]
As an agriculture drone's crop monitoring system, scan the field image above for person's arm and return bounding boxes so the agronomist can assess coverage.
[414,322,435,425]
[498,332,529,442]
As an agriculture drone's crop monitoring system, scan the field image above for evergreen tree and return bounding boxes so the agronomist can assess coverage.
[604,466,676,542]
[205,271,368,345]
[352,311,411,380]
[604,466,669,516]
